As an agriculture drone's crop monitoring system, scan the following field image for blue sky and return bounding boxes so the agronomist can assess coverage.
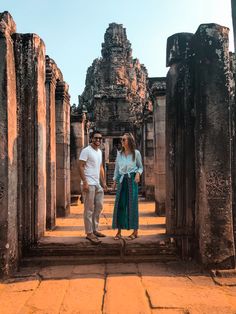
[0,0,233,105]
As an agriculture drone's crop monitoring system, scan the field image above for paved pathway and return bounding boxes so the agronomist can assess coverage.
[1,196,236,313]
[45,195,166,239]
[0,262,236,313]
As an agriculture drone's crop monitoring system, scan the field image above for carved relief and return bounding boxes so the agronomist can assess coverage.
[0,182,5,200]
[206,170,230,198]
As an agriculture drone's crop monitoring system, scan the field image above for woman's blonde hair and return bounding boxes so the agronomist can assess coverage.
[121,132,136,161]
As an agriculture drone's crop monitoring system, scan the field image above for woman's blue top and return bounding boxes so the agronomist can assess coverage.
[113,149,143,183]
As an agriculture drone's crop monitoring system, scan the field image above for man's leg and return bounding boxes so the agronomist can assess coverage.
[93,184,105,235]
[83,185,96,235]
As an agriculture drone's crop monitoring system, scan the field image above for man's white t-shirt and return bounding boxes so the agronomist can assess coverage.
[79,145,102,185]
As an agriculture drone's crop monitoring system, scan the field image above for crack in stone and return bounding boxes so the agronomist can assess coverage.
[101,265,108,313]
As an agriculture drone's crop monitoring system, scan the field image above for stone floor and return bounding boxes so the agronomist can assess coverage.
[1,196,236,313]
[45,195,166,240]
[0,262,236,313]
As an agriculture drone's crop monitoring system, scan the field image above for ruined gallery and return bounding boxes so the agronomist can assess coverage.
[0,6,236,278]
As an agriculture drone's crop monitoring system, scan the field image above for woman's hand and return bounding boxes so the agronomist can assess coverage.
[134,172,140,184]
[112,180,117,190]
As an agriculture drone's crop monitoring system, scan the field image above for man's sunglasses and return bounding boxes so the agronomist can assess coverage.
[93,137,102,141]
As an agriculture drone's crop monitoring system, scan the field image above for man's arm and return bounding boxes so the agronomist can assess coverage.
[100,164,108,191]
[79,160,89,192]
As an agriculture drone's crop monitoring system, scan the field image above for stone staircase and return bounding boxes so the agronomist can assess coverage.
[21,235,179,267]
[21,196,180,267]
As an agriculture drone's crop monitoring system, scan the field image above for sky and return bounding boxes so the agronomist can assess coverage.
[0,0,234,105]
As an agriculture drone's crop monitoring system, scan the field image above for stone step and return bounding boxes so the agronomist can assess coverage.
[21,254,179,267]
[21,235,179,267]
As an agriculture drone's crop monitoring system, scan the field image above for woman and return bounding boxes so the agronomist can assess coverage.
[112,133,143,240]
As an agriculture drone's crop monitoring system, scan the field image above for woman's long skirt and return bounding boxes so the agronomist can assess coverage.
[112,173,139,230]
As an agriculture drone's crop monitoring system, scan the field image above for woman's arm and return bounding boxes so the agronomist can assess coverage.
[112,152,119,189]
[136,150,143,175]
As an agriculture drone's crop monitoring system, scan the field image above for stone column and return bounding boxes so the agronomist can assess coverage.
[45,56,57,229]
[56,81,71,217]
[0,12,18,277]
[70,113,85,201]
[143,111,155,200]
[231,0,236,258]
[166,33,195,246]
[150,78,166,215]
[13,32,46,244]
[194,24,235,268]
[232,0,236,50]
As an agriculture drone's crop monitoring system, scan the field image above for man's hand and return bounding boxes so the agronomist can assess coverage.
[102,182,108,192]
[134,172,140,184]
[82,181,89,193]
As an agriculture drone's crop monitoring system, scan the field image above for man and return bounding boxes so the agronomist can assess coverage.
[79,130,107,244]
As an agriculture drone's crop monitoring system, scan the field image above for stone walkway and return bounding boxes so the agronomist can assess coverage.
[1,196,236,313]
[0,262,236,313]
[46,195,166,239]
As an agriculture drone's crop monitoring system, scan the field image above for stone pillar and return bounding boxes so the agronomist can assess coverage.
[166,33,195,246]
[56,81,71,217]
[45,57,58,229]
[70,113,85,200]
[194,24,235,268]
[0,12,18,277]
[143,111,155,200]
[14,32,46,244]
[231,0,236,258]
[232,0,236,50]
[150,78,166,215]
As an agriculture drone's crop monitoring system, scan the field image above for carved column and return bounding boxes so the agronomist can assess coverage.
[56,81,71,217]
[194,24,235,268]
[45,56,57,229]
[166,32,195,249]
[0,12,18,277]
[14,32,46,245]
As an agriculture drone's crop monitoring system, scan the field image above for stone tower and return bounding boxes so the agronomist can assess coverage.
[79,23,148,148]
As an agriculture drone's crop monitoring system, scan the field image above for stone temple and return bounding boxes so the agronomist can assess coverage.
[1,5,236,278]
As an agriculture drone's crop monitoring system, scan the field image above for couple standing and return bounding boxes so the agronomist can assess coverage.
[79,131,143,244]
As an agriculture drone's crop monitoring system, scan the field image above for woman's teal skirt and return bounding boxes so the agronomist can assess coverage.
[112,173,139,230]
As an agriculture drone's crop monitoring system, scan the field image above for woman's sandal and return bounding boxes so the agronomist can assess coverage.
[126,234,138,240]
[114,234,122,240]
